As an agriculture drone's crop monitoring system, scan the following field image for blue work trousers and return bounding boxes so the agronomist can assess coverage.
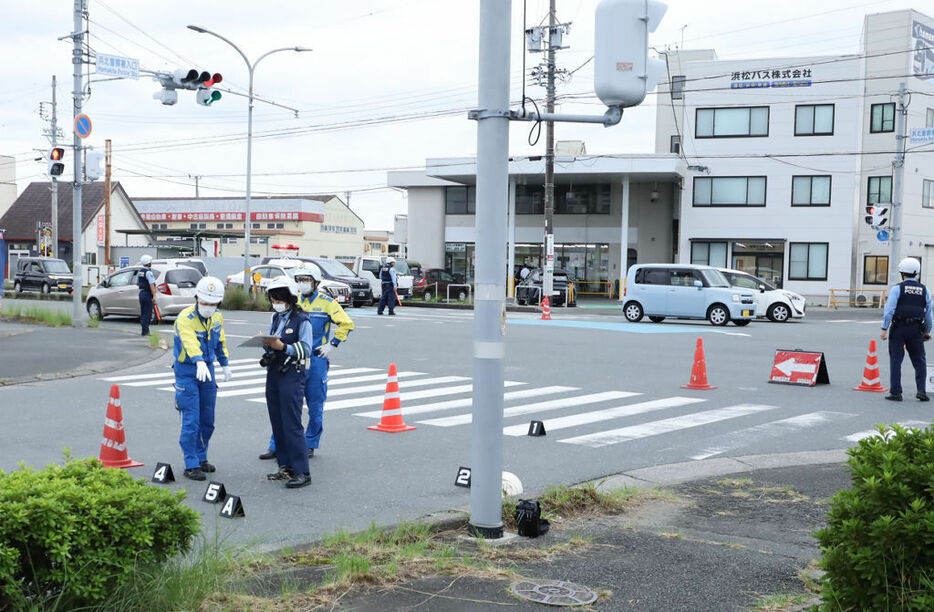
[888,324,927,396]
[139,291,154,335]
[268,356,328,451]
[377,284,397,314]
[174,362,217,470]
[266,365,310,476]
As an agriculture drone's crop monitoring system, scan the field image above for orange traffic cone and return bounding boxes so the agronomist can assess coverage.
[98,384,143,468]
[853,339,887,392]
[540,296,552,320]
[367,363,416,433]
[681,338,716,390]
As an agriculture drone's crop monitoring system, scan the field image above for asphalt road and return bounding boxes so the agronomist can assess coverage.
[0,300,921,553]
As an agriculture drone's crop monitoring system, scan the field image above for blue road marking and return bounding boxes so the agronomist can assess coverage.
[508,319,715,333]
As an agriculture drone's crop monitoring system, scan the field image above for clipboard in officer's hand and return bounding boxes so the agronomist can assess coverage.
[238,334,280,348]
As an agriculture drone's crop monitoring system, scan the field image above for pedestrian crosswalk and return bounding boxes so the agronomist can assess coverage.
[101,360,924,457]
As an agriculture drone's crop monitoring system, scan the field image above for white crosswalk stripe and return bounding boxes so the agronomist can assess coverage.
[558,404,778,448]
[503,397,706,436]
[842,421,930,442]
[355,386,580,420]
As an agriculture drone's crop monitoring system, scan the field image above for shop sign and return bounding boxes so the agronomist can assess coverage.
[730,67,812,90]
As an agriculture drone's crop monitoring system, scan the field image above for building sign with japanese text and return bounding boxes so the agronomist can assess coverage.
[914,21,934,81]
[139,211,323,223]
[730,67,812,90]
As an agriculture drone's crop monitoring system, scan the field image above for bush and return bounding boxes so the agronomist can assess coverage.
[0,456,200,608]
[220,284,270,312]
[816,424,934,610]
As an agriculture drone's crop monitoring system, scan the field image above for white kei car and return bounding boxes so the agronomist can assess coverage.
[718,268,806,322]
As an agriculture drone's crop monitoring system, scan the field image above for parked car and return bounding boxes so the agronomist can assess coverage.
[85,264,203,320]
[718,268,806,322]
[226,259,352,306]
[150,257,208,276]
[413,268,470,301]
[307,258,373,307]
[515,268,576,307]
[13,257,73,295]
[622,264,756,326]
[352,256,413,299]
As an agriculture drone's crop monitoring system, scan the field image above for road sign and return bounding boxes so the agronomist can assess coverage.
[120,256,129,268]
[769,349,830,386]
[74,114,92,139]
[910,128,934,143]
[96,53,139,79]
[877,229,889,241]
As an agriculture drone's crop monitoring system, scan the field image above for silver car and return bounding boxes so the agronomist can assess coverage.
[86,264,203,320]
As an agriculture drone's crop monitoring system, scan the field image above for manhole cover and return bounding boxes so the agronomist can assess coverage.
[510,580,598,606]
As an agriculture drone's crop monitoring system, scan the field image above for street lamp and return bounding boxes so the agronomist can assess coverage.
[187,25,311,296]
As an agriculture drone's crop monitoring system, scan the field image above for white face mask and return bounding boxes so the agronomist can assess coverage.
[197,304,217,319]
[272,303,288,313]
[297,282,313,295]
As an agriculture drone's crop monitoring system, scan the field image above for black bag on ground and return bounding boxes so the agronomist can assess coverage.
[515,499,550,538]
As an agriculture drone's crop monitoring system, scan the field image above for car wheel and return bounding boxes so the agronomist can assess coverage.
[14,281,22,294]
[623,301,644,322]
[733,319,751,326]
[767,303,790,322]
[649,316,665,323]
[707,304,730,326]
[424,290,433,301]
[41,283,50,295]
[87,299,104,320]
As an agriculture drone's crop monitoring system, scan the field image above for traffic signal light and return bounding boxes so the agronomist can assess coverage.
[865,206,875,226]
[86,151,105,181]
[196,87,222,106]
[47,147,65,177]
[872,205,889,228]
[172,69,221,90]
[594,0,668,108]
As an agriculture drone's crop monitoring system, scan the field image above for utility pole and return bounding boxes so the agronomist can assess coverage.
[888,83,907,284]
[71,0,87,325]
[104,139,112,266]
[543,0,556,309]
[190,175,200,197]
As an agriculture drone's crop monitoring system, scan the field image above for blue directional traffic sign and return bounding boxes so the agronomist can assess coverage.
[877,229,889,242]
[74,114,92,139]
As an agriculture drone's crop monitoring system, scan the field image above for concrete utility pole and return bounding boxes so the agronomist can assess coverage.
[889,82,907,283]
[71,0,86,325]
[469,0,511,539]
[542,0,557,310]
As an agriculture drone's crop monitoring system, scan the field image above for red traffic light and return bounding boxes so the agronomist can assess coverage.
[203,72,223,87]
[50,147,64,161]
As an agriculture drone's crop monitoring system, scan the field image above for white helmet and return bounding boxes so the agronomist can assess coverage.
[898,257,921,276]
[139,254,152,266]
[386,257,396,264]
[266,275,299,297]
[195,276,225,303]
[292,264,321,282]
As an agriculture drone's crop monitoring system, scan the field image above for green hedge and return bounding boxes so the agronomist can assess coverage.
[0,457,200,607]
[816,425,934,610]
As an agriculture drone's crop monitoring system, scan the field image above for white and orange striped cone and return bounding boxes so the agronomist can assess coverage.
[854,339,887,392]
[367,363,416,433]
[540,296,552,320]
[98,384,143,468]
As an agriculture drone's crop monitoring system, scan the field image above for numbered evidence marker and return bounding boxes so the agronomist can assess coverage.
[219,495,245,519]
[151,462,175,483]
[454,466,471,488]
[202,482,227,504]
[527,420,547,436]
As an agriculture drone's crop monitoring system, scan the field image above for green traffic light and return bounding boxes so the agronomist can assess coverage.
[210,90,221,103]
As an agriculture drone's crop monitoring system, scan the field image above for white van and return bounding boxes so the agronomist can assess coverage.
[623,264,757,326]
[353,256,413,299]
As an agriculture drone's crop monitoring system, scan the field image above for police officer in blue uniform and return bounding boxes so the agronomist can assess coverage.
[172,276,231,481]
[137,254,157,336]
[262,276,313,489]
[376,257,398,315]
[881,257,933,402]
[258,266,354,461]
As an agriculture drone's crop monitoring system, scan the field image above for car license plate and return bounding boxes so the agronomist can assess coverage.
[178,288,195,297]
[742,309,752,317]
[356,291,366,296]
[58,284,68,289]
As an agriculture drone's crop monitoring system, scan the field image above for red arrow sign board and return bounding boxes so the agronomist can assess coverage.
[769,350,830,386]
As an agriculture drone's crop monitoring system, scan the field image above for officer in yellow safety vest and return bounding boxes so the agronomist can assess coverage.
[259,265,354,460]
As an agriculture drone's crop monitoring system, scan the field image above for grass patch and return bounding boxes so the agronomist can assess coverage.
[86,316,100,328]
[0,303,72,326]
[500,481,651,530]
[220,285,270,312]
[717,477,753,487]
[749,592,814,611]
[148,331,163,348]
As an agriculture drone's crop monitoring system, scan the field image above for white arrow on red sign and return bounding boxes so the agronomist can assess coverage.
[774,358,817,377]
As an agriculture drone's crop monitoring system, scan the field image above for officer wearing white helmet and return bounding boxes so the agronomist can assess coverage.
[260,275,314,489]
[881,257,933,401]
[377,257,398,315]
[136,254,157,336]
[172,275,231,480]
[258,265,354,462]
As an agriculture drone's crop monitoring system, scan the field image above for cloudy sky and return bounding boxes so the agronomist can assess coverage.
[0,0,921,230]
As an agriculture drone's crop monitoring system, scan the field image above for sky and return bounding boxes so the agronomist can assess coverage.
[0,0,924,231]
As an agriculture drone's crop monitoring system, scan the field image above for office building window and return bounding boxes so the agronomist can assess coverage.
[445,186,476,214]
[791,176,832,206]
[927,108,934,128]
[515,184,611,214]
[216,222,233,229]
[690,241,728,268]
[693,176,767,206]
[789,242,828,280]
[671,75,685,100]
[151,223,168,230]
[867,176,892,205]
[670,135,681,154]
[189,223,206,229]
[924,179,934,209]
[266,222,284,229]
[870,103,895,133]
[794,104,834,135]
[863,255,888,285]
[695,106,769,138]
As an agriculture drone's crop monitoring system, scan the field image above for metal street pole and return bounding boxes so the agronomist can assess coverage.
[51,75,59,257]
[71,0,86,326]
[888,82,907,284]
[187,26,310,295]
[542,0,556,309]
[470,0,511,539]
